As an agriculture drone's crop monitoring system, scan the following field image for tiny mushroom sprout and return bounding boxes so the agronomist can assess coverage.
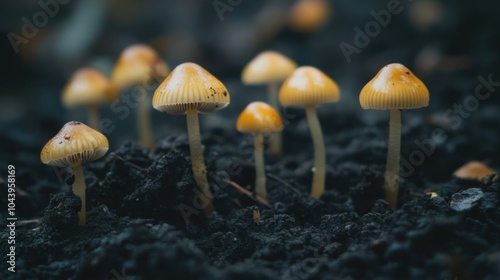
[242,51,297,154]
[112,44,170,148]
[359,63,429,209]
[288,0,331,33]
[153,62,230,214]
[40,121,109,225]
[62,68,119,130]
[279,66,340,199]
[453,161,498,182]
[237,101,284,199]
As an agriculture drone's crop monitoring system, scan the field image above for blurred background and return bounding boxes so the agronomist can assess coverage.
[1,0,499,181]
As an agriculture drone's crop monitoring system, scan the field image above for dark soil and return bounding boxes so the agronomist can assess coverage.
[1,1,500,279]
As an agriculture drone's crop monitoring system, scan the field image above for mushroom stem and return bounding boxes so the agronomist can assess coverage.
[268,82,282,154]
[254,133,267,199]
[384,109,401,209]
[137,94,154,148]
[305,105,326,199]
[87,105,100,130]
[186,108,214,214]
[72,164,86,225]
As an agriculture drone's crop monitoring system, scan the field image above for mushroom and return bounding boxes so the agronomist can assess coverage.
[453,161,498,182]
[153,62,230,214]
[242,51,297,154]
[236,102,284,199]
[279,66,340,199]
[288,0,331,33]
[62,68,119,129]
[40,121,109,225]
[112,44,170,148]
[359,63,429,208]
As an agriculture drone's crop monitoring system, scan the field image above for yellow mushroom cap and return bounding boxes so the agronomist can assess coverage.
[359,63,429,110]
[237,102,284,134]
[62,68,119,108]
[40,121,109,168]
[152,62,230,114]
[453,161,498,182]
[279,66,340,106]
[111,44,169,91]
[242,51,297,85]
[288,0,331,33]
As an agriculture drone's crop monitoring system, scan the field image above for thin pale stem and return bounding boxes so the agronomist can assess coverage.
[87,105,100,130]
[384,109,402,209]
[186,109,214,214]
[254,133,267,199]
[137,96,154,148]
[268,82,282,154]
[72,164,86,225]
[305,105,326,199]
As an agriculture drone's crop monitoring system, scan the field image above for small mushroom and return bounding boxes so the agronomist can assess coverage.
[40,121,109,225]
[279,66,340,199]
[62,68,119,129]
[237,102,284,199]
[359,63,429,208]
[453,161,498,182]
[153,62,230,214]
[288,0,331,33]
[242,51,297,154]
[112,44,170,148]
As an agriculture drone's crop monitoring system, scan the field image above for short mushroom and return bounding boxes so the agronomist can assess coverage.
[153,62,230,214]
[62,68,119,129]
[237,102,284,199]
[279,66,340,199]
[359,63,429,208]
[112,44,170,147]
[453,161,498,182]
[242,51,297,154]
[40,121,109,225]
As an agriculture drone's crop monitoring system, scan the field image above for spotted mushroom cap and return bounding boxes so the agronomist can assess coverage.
[152,62,230,114]
[237,102,284,134]
[279,66,340,107]
[112,44,169,91]
[242,51,297,85]
[40,121,109,168]
[62,68,119,108]
[359,63,429,110]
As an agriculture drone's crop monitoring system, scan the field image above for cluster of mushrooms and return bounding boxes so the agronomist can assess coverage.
[41,44,431,225]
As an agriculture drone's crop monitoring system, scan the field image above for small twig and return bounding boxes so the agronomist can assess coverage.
[110,153,148,171]
[15,186,28,196]
[267,173,301,195]
[17,219,40,226]
[225,180,270,207]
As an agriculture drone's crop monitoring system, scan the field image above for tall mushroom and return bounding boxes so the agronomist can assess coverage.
[359,63,429,208]
[40,121,109,225]
[242,51,297,154]
[153,62,230,214]
[62,68,119,130]
[237,102,284,199]
[112,44,170,147]
[279,66,340,199]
